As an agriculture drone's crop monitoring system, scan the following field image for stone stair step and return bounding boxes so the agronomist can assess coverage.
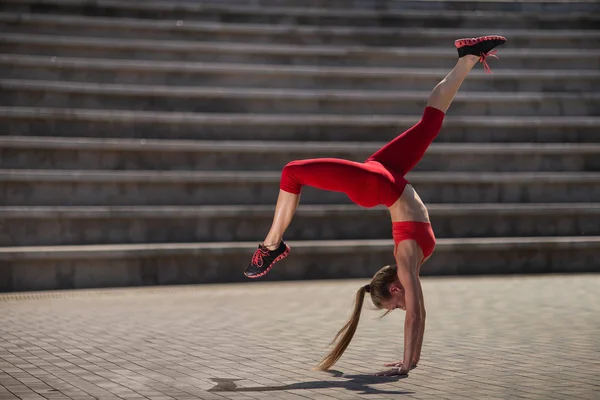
[2,106,598,143]
[1,13,598,48]
[2,35,597,71]
[2,1,598,28]
[2,169,600,206]
[3,79,597,116]
[3,0,599,13]
[142,0,600,13]
[382,0,600,13]
[2,236,599,291]
[2,204,600,246]
[3,136,599,172]
[3,54,596,90]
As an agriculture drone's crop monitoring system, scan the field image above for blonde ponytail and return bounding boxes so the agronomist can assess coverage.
[315,285,367,370]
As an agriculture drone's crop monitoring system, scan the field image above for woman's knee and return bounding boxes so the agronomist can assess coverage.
[280,161,303,194]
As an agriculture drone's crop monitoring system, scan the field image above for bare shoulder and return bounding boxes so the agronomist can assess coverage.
[394,243,423,298]
[394,240,422,276]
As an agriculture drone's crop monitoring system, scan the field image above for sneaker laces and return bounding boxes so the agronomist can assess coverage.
[479,50,499,74]
[252,246,270,267]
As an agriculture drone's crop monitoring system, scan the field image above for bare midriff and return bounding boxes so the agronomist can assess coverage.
[387,184,430,223]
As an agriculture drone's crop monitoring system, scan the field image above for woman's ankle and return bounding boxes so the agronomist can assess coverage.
[263,239,282,250]
[457,55,479,69]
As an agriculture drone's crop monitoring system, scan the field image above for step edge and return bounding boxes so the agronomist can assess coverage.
[3,0,598,19]
[3,136,600,154]
[2,237,599,260]
[3,33,600,58]
[3,78,599,101]
[3,54,599,76]
[2,107,599,126]
[2,12,599,38]
[1,204,600,218]
[2,169,600,183]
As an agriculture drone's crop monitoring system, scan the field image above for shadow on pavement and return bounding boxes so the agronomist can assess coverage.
[208,370,413,395]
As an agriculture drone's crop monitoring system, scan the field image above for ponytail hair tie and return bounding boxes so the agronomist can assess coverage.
[363,284,371,293]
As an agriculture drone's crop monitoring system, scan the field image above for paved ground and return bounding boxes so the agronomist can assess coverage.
[0,275,599,400]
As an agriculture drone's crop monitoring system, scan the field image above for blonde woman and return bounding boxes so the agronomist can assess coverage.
[245,36,506,375]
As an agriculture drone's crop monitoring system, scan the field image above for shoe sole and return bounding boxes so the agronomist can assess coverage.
[244,245,291,279]
[454,35,507,49]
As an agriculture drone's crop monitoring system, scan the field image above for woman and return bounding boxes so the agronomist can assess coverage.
[245,35,506,375]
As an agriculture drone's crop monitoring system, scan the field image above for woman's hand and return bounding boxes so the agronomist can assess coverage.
[374,366,411,377]
[383,360,417,369]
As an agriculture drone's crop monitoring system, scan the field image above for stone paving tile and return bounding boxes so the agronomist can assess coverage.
[0,275,599,399]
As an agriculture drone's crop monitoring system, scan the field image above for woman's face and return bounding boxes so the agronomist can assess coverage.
[381,283,406,311]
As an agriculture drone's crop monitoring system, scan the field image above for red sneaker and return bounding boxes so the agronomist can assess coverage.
[244,241,291,279]
[455,35,507,74]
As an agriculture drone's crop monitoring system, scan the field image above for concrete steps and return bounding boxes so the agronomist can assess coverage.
[3,0,599,13]
[3,54,598,91]
[3,106,598,143]
[3,137,600,172]
[2,204,600,246]
[2,236,599,291]
[1,0,599,290]
[1,13,599,48]
[3,79,598,116]
[2,35,598,71]
[3,169,600,206]
[2,1,598,28]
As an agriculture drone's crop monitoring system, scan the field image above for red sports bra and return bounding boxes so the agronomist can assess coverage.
[392,221,436,261]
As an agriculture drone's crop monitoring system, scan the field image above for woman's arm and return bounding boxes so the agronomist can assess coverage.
[412,277,426,365]
[385,279,425,370]
[395,250,424,374]
[376,242,424,376]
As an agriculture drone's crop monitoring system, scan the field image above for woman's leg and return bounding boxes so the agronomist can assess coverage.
[246,158,382,278]
[427,55,479,113]
[263,190,300,250]
[366,55,478,177]
[248,58,480,275]
[264,158,381,249]
[367,34,507,177]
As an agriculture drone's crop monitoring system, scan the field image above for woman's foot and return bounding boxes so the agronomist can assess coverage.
[244,240,291,278]
[455,35,507,74]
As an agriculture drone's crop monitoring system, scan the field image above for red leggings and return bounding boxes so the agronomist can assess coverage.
[280,106,446,208]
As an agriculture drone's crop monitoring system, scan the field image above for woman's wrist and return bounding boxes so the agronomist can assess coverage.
[404,361,417,370]
[402,362,415,370]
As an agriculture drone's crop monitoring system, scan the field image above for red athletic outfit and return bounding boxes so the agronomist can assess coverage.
[392,221,436,261]
[280,106,445,259]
